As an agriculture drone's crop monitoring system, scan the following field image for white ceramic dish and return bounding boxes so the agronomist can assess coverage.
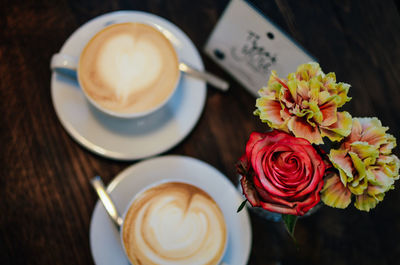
[89,155,252,265]
[51,11,206,160]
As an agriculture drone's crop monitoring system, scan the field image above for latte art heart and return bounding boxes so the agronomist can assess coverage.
[97,33,162,102]
[122,182,227,265]
[79,23,179,114]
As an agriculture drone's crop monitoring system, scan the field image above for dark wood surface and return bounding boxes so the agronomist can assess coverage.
[1,0,400,264]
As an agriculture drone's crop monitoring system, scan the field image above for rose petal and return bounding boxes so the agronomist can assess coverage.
[295,181,324,214]
[292,144,325,195]
[239,130,326,216]
[245,132,266,164]
[240,175,261,207]
[249,132,282,170]
[237,155,249,175]
[269,150,302,191]
[258,200,298,215]
[253,145,291,198]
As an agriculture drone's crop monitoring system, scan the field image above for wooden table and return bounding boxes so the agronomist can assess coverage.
[1,1,400,264]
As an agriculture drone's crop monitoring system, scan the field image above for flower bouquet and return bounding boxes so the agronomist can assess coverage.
[237,63,400,237]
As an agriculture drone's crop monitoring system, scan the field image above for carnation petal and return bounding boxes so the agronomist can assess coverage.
[255,98,286,127]
[343,118,362,149]
[367,184,387,196]
[358,117,388,147]
[257,85,277,99]
[296,62,322,81]
[318,91,332,105]
[320,129,345,143]
[329,149,354,184]
[320,111,352,142]
[308,101,323,124]
[320,100,337,126]
[367,169,393,195]
[309,78,321,102]
[382,162,400,181]
[389,155,400,179]
[349,151,366,177]
[349,177,368,195]
[279,88,296,109]
[297,80,310,100]
[354,193,380,212]
[321,172,351,209]
[350,141,379,164]
[380,133,397,154]
[335,82,351,107]
[287,79,297,101]
[280,108,291,121]
[376,155,394,165]
[348,152,367,195]
[265,71,284,92]
[288,116,323,144]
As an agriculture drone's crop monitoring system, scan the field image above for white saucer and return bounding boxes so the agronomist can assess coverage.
[89,155,252,265]
[51,11,206,160]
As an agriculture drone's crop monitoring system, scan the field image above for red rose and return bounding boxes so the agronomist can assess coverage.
[238,131,325,216]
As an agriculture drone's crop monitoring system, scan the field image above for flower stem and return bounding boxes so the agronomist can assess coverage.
[282,214,298,240]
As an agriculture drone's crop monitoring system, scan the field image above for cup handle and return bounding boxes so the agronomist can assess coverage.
[50,53,79,71]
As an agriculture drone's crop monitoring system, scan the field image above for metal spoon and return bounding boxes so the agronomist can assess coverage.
[179,62,229,92]
[90,176,123,229]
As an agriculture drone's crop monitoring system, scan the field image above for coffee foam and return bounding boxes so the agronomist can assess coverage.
[79,23,179,114]
[122,182,227,265]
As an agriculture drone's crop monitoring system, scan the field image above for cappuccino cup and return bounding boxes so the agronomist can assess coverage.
[51,22,180,118]
[121,181,228,265]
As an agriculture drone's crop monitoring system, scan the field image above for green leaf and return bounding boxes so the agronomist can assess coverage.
[282,214,298,237]
[237,199,247,213]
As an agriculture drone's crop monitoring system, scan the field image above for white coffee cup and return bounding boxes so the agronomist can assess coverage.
[51,22,181,119]
[91,178,228,265]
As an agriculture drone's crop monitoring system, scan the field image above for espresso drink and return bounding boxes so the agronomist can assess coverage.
[122,182,227,265]
[79,23,179,114]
